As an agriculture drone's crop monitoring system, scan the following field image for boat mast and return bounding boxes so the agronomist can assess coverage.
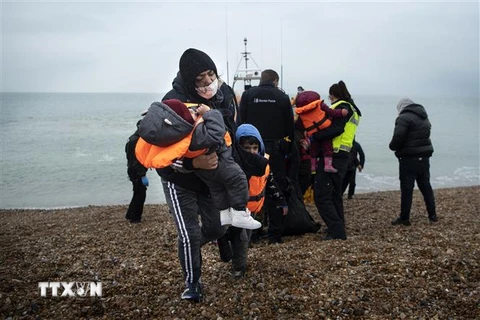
[233,37,261,92]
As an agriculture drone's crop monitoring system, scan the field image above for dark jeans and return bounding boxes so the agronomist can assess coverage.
[314,156,349,239]
[126,178,147,221]
[342,169,357,197]
[399,157,436,220]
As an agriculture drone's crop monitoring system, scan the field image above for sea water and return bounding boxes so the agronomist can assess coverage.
[1,92,478,209]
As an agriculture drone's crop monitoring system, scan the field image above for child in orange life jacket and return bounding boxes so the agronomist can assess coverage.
[294,90,348,173]
[234,124,288,242]
[136,99,261,230]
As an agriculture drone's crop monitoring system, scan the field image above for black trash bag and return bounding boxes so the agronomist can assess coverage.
[282,194,321,236]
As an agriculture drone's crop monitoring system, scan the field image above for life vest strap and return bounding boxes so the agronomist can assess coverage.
[304,116,329,133]
[249,189,266,202]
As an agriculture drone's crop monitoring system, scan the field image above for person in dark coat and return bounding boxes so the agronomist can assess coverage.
[147,48,250,302]
[342,140,365,199]
[389,97,437,225]
[125,120,148,223]
[238,69,295,244]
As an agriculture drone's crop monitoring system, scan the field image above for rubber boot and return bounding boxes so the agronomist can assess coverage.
[324,156,338,173]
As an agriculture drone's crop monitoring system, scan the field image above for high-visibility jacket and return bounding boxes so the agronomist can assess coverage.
[135,118,232,169]
[294,99,332,137]
[331,100,359,153]
[246,155,270,214]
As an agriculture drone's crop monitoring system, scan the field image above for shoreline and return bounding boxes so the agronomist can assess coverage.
[1,184,478,211]
[1,185,479,319]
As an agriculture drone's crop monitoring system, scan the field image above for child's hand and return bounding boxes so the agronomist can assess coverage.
[196,104,210,115]
[341,109,348,117]
[300,139,310,150]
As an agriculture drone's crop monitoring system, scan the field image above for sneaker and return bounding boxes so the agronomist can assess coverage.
[428,215,438,222]
[216,234,232,262]
[231,208,262,230]
[391,217,411,226]
[181,282,203,302]
[347,195,353,199]
[220,208,232,226]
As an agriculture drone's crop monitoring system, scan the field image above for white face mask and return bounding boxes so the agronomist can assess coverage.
[196,78,218,99]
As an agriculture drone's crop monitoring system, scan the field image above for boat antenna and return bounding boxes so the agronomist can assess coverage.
[225,6,230,85]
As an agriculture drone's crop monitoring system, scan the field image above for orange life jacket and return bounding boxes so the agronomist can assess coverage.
[247,156,270,214]
[294,99,332,137]
[135,118,232,169]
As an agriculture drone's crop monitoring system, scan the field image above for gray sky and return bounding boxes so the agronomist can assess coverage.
[2,0,479,97]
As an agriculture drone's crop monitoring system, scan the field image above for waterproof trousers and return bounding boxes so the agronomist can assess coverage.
[399,157,436,220]
[314,156,349,239]
[126,178,147,222]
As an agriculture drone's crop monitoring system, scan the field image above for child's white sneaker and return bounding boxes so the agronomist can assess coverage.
[231,208,261,230]
[220,208,232,226]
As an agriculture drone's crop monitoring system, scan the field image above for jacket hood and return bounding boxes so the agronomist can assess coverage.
[138,101,193,147]
[396,97,414,114]
[235,124,265,156]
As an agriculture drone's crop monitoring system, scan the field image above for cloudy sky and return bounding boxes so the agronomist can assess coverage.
[2,0,479,97]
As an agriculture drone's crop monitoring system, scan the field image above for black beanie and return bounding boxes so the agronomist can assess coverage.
[179,48,217,88]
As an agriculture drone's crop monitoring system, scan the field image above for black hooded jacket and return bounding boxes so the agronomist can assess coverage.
[238,82,294,142]
[389,103,434,158]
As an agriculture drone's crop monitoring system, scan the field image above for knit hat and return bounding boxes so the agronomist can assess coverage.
[295,90,321,108]
[179,48,217,88]
[163,99,195,125]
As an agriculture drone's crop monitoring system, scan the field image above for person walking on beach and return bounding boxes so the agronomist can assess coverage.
[389,97,437,225]
[342,139,365,199]
[147,48,250,302]
[125,119,148,223]
[311,81,361,240]
[238,69,295,244]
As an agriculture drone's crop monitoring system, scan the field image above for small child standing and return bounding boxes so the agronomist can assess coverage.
[294,90,348,173]
[135,99,261,230]
[234,124,289,244]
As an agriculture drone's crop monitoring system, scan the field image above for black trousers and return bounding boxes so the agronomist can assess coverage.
[126,178,147,222]
[314,156,349,239]
[264,140,289,241]
[342,169,357,197]
[399,157,436,220]
[265,198,286,241]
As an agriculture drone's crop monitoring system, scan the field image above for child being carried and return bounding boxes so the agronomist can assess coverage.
[294,91,348,173]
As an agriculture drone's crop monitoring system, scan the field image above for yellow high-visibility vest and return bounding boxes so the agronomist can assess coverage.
[331,100,359,153]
